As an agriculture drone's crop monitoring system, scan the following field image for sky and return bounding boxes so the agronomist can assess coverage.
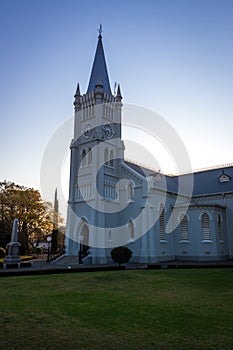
[0,0,233,211]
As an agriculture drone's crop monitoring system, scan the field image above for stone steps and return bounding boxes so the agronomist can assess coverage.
[52,255,79,266]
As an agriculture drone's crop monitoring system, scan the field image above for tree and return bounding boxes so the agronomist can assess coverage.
[0,181,62,254]
[111,246,132,266]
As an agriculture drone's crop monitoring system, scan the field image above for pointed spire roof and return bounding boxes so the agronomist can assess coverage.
[54,188,58,213]
[116,84,122,98]
[87,29,112,95]
[74,83,81,97]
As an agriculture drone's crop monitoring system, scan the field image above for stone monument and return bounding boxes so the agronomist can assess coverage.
[4,218,21,269]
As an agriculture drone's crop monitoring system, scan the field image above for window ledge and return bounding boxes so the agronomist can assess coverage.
[160,239,167,244]
[126,199,134,204]
[179,240,190,244]
[219,240,224,244]
[201,240,213,244]
[127,239,135,243]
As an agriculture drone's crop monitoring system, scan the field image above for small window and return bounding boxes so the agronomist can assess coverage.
[218,171,231,183]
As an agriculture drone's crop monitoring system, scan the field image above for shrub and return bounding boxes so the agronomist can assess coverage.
[0,247,6,258]
[111,246,132,266]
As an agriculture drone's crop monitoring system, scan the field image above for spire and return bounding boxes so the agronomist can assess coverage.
[54,188,58,214]
[87,26,112,95]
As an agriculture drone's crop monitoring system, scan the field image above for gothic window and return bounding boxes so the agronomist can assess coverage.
[81,149,86,166]
[127,219,135,241]
[201,213,211,241]
[109,150,114,167]
[128,182,134,201]
[129,220,134,240]
[159,203,165,241]
[217,214,224,241]
[180,214,188,241]
[104,148,109,165]
[87,147,92,165]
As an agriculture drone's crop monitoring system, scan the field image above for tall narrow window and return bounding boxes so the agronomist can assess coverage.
[159,204,165,241]
[87,147,92,165]
[82,149,86,166]
[109,150,114,167]
[129,220,134,241]
[128,183,134,201]
[202,213,210,240]
[217,214,224,241]
[104,148,108,165]
[180,214,188,241]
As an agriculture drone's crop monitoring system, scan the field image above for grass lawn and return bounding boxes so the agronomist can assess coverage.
[0,269,233,350]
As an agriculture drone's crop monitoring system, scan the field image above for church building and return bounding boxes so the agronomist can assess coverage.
[65,29,233,264]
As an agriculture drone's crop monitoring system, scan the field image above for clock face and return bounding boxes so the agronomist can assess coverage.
[83,124,92,138]
[103,124,114,139]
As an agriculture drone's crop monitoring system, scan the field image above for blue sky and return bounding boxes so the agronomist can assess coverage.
[1,0,233,196]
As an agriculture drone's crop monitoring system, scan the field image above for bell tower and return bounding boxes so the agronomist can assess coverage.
[65,27,124,263]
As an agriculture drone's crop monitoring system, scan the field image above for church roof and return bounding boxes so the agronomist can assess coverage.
[87,33,112,95]
[126,161,233,197]
[167,166,233,196]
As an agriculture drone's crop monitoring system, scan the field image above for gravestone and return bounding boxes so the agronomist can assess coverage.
[4,219,21,269]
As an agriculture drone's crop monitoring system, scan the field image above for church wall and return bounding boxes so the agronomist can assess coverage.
[173,206,229,261]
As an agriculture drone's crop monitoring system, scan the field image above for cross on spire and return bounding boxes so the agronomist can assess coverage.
[98,24,102,38]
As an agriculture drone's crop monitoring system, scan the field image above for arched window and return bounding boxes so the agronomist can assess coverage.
[180,214,188,241]
[128,183,134,201]
[109,150,114,167]
[82,149,86,166]
[202,213,210,240]
[217,214,224,241]
[129,220,134,241]
[79,221,89,258]
[87,147,92,165]
[159,203,165,241]
[104,148,108,165]
[108,230,112,242]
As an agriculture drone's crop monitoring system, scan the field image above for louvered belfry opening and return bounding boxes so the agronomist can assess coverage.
[181,214,188,240]
[159,204,165,240]
[202,213,211,240]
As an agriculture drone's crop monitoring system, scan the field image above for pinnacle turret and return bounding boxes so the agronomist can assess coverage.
[74,83,81,98]
[115,84,122,102]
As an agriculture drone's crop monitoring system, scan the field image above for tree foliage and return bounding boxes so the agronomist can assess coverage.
[0,181,63,254]
[111,246,132,266]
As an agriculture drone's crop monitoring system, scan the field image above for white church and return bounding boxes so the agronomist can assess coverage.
[65,29,233,264]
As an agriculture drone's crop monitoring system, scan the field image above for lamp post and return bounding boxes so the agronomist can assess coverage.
[47,235,52,262]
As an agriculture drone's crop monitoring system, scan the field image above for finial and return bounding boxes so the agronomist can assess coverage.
[98,23,102,38]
